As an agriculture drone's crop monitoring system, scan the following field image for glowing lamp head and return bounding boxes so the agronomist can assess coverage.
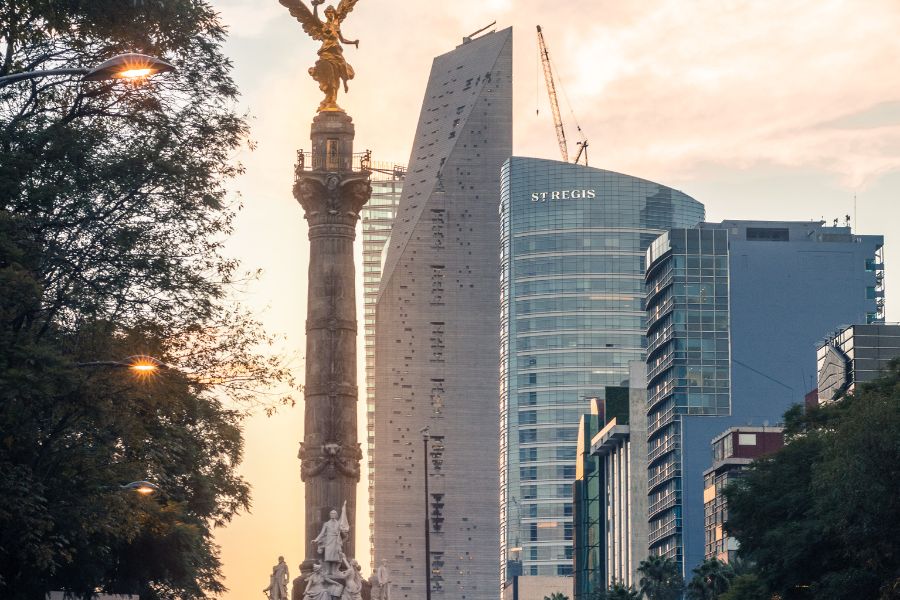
[115,67,155,80]
[84,53,176,82]
[127,355,163,374]
[121,480,160,495]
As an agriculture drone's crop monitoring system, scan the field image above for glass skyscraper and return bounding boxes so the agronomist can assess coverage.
[645,228,731,562]
[362,161,405,565]
[499,157,704,582]
[644,220,885,574]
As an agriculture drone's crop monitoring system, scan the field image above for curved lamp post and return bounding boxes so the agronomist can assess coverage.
[0,53,175,87]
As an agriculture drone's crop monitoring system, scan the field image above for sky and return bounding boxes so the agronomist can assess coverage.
[206,1,900,597]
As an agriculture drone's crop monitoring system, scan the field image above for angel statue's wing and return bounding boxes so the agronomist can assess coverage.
[278,0,324,40]
[335,0,361,23]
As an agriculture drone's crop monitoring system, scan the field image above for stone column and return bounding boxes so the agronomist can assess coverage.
[294,110,371,567]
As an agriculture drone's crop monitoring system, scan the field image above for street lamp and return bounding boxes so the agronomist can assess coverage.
[0,53,176,87]
[76,354,172,376]
[421,427,433,600]
[420,427,446,600]
[120,480,161,496]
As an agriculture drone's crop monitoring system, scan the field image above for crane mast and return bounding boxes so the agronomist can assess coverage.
[536,25,568,163]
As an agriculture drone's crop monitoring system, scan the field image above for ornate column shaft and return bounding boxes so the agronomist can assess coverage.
[295,110,371,566]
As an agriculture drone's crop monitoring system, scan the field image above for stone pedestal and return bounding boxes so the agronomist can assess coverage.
[294,110,371,571]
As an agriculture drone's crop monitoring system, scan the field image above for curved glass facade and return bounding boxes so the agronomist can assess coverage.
[499,157,704,580]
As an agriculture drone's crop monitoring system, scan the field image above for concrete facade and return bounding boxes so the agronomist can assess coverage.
[573,362,648,599]
[503,575,573,600]
[373,28,512,600]
[625,361,649,585]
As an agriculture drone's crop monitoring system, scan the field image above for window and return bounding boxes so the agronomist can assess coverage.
[738,433,757,446]
[746,227,789,241]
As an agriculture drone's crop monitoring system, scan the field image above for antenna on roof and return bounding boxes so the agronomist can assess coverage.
[463,21,497,44]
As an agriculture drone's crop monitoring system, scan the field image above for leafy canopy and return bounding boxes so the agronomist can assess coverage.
[1,1,295,598]
[725,359,900,600]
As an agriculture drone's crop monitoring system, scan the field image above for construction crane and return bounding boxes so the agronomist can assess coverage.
[536,25,588,165]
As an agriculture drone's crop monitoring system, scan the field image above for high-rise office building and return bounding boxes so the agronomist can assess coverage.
[573,362,649,600]
[702,426,784,563]
[816,322,899,403]
[499,157,704,583]
[373,28,512,600]
[644,220,885,575]
[362,162,405,564]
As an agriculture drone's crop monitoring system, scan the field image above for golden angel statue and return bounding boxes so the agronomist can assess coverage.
[278,0,361,112]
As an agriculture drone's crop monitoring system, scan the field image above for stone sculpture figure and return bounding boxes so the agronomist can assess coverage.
[302,563,339,600]
[264,556,291,600]
[312,502,350,574]
[375,560,391,600]
[277,0,361,112]
[368,571,381,600]
[334,553,363,600]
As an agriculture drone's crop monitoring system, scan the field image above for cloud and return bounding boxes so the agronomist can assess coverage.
[816,101,900,130]
[506,0,900,187]
[215,0,282,38]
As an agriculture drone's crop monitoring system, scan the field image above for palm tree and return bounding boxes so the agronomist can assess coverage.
[686,558,735,599]
[600,582,641,600]
[544,593,569,600]
[637,555,683,600]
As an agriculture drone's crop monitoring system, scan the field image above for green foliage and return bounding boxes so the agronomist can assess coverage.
[725,359,900,600]
[544,593,570,600]
[717,575,767,600]
[0,1,296,598]
[637,555,683,600]
[592,581,640,600]
[686,559,735,599]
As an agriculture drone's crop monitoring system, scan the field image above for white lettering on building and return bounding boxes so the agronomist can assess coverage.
[530,189,597,202]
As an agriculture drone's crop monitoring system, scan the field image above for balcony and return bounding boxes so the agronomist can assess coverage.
[646,270,674,306]
[647,404,678,438]
[646,322,674,359]
[647,380,675,410]
[649,492,680,519]
[648,514,680,545]
[648,466,680,493]
[648,436,680,465]
[294,149,373,175]
[647,296,675,332]
[647,353,675,385]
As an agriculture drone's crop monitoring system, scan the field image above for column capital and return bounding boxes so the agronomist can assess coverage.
[294,171,372,226]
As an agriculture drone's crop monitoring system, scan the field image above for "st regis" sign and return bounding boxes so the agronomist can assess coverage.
[530,189,597,202]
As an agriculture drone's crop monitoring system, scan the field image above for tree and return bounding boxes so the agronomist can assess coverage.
[686,558,734,599]
[637,555,683,600]
[725,360,900,600]
[544,593,570,600]
[594,581,640,600]
[0,2,293,598]
[718,575,767,600]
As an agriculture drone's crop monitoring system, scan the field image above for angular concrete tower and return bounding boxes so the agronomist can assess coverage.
[373,28,512,600]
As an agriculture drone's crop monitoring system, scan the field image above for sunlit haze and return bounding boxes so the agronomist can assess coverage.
[208,1,900,597]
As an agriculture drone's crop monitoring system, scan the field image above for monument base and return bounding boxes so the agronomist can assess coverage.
[291,574,372,600]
